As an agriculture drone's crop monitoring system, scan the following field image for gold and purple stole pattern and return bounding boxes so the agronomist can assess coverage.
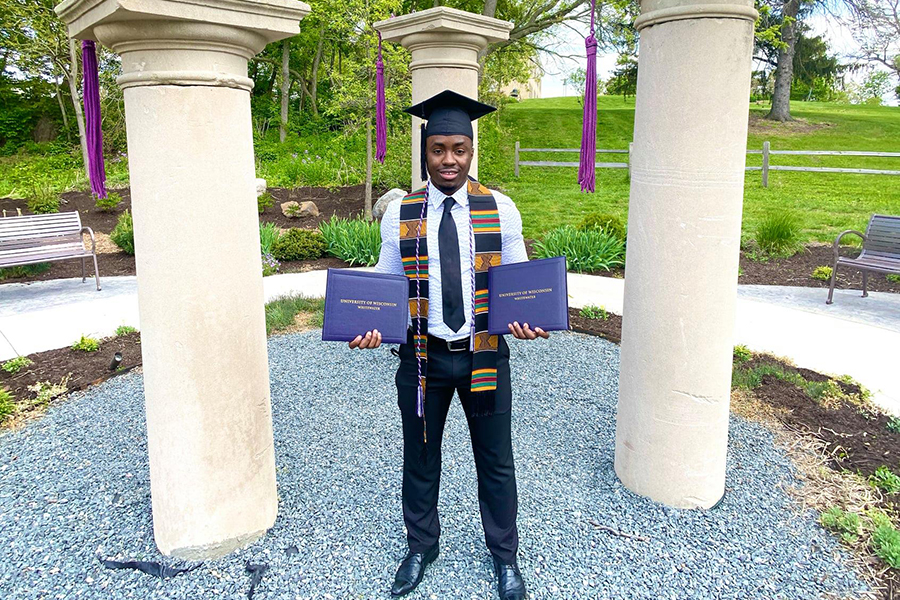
[398,178,502,435]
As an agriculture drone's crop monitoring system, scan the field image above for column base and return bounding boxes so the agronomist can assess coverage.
[167,527,269,560]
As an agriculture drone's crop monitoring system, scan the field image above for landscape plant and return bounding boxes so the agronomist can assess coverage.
[0,263,51,281]
[820,507,860,544]
[811,266,833,281]
[259,222,281,256]
[26,185,60,214]
[577,213,627,241]
[753,211,802,258]
[265,295,325,335]
[110,210,135,255]
[0,388,15,424]
[115,325,137,336]
[888,275,900,284]
[258,191,274,214]
[887,417,900,433]
[95,191,123,212]
[733,345,753,363]
[71,336,100,352]
[26,378,68,406]
[579,305,609,320]
[2,356,33,374]
[271,228,327,262]
[871,512,900,569]
[870,466,900,494]
[319,216,381,267]
[533,226,625,273]
[262,253,280,277]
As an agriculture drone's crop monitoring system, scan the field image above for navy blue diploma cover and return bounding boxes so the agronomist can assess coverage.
[487,256,569,335]
[322,269,409,344]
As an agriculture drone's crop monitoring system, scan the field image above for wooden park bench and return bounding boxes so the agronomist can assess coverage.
[0,212,101,290]
[827,214,900,304]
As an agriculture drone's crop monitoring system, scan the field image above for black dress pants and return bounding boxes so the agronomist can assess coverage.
[395,331,519,564]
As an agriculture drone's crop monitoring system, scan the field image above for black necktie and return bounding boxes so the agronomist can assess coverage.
[439,196,465,332]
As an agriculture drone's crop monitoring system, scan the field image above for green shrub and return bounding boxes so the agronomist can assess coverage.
[2,356,33,374]
[95,191,123,212]
[272,228,327,262]
[71,335,100,352]
[820,507,860,544]
[319,216,381,267]
[0,387,14,424]
[887,418,900,433]
[888,274,900,284]
[259,222,281,256]
[577,213,627,241]
[0,263,50,280]
[258,191,274,214]
[27,184,60,214]
[110,210,135,255]
[811,266,833,281]
[579,305,609,320]
[754,211,802,257]
[870,466,900,494]
[533,226,625,273]
[115,325,137,336]
[872,522,900,568]
[733,345,753,363]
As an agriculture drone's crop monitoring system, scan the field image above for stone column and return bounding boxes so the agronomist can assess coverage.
[375,8,512,190]
[55,0,310,558]
[614,0,758,508]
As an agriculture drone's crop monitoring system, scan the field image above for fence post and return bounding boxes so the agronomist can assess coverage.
[761,141,769,188]
[628,142,633,177]
[514,141,520,177]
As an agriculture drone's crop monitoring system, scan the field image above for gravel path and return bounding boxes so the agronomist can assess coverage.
[0,331,867,599]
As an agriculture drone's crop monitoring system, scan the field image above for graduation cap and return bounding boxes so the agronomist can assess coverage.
[404,90,496,181]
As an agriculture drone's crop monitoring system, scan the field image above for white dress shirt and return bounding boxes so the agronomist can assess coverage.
[374,182,529,341]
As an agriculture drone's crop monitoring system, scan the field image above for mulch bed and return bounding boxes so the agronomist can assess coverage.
[568,307,623,343]
[739,243,900,294]
[1,332,142,425]
[0,186,368,283]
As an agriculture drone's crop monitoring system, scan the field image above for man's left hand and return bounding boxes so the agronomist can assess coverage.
[508,321,549,340]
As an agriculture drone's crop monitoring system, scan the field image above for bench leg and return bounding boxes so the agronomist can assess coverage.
[862,270,869,298]
[92,253,101,291]
[81,257,86,283]
[826,263,838,305]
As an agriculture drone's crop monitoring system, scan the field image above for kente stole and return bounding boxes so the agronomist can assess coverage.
[399,178,502,430]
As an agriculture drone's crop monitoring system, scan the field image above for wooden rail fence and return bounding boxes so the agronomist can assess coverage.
[514,141,900,187]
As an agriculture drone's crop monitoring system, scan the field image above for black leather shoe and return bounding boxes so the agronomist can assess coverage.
[493,557,527,600]
[391,543,439,597]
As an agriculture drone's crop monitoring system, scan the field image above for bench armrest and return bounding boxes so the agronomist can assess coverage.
[81,226,97,254]
[833,229,866,259]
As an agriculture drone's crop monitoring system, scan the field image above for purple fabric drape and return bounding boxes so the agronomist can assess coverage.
[82,40,107,199]
[577,0,598,193]
[375,32,387,164]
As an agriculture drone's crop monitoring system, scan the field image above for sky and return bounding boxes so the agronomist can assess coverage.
[537,11,896,104]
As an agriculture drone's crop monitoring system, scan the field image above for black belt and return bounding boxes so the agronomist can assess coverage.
[428,334,470,352]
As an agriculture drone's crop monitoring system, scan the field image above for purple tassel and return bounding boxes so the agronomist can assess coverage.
[375,32,387,164]
[82,40,107,199]
[416,385,424,418]
[577,0,598,193]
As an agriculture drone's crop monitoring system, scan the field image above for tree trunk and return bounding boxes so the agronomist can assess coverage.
[767,0,800,122]
[309,30,325,117]
[483,0,498,18]
[67,39,90,182]
[279,39,290,142]
[54,77,71,142]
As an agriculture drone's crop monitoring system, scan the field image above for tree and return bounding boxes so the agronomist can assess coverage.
[843,0,900,98]
[3,0,91,175]
[767,0,802,121]
[607,53,637,99]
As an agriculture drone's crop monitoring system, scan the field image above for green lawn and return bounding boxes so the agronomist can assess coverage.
[487,96,900,243]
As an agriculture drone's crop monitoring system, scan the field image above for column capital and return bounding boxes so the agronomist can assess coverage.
[634,0,757,31]
[55,0,309,91]
[374,7,512,48]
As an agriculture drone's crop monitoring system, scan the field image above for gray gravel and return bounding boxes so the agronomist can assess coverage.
[0,331,868,599]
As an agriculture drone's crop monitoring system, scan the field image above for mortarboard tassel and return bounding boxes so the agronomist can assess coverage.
[375,32,387,164]
[577,0,598,193]
[419,122,428,182]
[82,40,107,199]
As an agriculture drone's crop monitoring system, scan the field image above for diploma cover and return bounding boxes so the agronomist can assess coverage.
[487,256,569,335]
[322,269,409,344]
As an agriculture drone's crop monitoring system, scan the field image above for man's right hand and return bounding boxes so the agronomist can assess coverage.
[349,330,382,350]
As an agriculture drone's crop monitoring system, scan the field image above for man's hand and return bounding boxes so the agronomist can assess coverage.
[349,330,383,349]
[508,321,549,340]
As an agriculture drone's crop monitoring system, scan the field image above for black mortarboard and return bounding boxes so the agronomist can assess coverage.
[404,90,496,180]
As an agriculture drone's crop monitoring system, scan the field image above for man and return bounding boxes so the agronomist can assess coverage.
[349,90,547,600]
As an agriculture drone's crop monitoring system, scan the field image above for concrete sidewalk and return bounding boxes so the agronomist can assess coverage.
[1,272,896,413]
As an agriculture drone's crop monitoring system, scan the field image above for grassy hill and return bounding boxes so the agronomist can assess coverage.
[488,96,900,243]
